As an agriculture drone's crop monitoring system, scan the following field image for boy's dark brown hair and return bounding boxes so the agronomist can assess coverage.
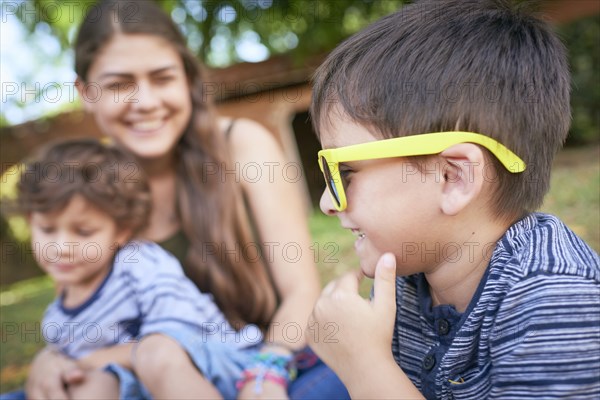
[17,138,151,234]
[311,0,571,220]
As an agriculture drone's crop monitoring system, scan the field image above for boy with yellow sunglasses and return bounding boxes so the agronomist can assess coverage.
[308,1,600,399]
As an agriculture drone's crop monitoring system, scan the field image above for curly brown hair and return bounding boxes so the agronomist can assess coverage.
[17,138,152,234]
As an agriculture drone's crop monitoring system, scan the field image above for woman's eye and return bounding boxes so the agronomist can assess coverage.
[39,226,55,234]
[154,75,175,84]
[106,82,135,91]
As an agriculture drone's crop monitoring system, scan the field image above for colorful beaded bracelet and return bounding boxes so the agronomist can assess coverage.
[236,352,297,394]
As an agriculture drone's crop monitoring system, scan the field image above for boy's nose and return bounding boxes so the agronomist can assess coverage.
[56,235,75,255]
[319,189,337,216]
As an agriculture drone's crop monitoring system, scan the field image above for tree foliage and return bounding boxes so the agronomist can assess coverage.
[2,0,404,126]
[11,0,405,66]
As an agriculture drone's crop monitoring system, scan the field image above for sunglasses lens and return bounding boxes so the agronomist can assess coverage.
[320,156,341,208]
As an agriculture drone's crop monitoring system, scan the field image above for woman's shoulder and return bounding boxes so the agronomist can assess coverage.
[217,116,281,161]
[217,116,271,136]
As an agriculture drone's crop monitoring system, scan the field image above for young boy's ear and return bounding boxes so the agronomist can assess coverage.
[75,77,94,113]
[438,143,486,216]
[115,228,133,247]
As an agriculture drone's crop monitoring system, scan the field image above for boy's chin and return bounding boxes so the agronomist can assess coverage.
[355,241,383,278]
[359,258,377,279]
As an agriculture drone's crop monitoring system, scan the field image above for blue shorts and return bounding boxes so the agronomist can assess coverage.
[106,327,260,400]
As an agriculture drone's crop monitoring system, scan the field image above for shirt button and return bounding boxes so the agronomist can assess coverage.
[438,319,450,335]
[422,354,436,371]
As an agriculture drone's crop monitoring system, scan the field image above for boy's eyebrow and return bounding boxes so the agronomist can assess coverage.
[72,218,94,225]
[97,65,179,80]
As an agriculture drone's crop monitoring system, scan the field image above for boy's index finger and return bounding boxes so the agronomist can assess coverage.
[332,269,363,294]
[372,253,398,313]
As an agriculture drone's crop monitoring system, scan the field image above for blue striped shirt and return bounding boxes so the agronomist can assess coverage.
[392,213,600,399]
[42,241,262,359]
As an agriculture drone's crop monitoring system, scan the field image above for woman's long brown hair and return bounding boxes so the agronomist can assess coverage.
[75,0,277,330]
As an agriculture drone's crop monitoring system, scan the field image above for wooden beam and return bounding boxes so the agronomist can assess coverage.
[543,0,600,25]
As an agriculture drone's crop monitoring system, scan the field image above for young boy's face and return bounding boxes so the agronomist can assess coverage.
[29,194,130,291]
[319,113,443,278]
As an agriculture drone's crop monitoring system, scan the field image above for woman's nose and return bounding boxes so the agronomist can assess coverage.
[130,81,160,111]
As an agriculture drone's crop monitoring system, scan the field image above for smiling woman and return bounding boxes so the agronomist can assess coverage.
[76,34,193,164]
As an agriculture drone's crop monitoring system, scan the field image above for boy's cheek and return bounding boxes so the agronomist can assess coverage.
[31,240,58,269]
[33,252,50,272]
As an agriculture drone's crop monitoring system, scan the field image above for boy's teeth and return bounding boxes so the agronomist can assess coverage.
[352,229,365,238]
[132,119,162,131]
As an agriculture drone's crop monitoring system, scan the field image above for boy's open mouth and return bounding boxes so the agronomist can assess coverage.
[351,229,365,239]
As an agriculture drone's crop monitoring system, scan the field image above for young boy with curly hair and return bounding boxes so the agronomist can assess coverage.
[12,139,262,399]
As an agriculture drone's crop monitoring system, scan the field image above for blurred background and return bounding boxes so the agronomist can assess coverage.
[1,0,598,281]
[0,0,598,390]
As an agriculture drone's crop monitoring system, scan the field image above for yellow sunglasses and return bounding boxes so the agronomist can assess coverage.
[318,131,526,211]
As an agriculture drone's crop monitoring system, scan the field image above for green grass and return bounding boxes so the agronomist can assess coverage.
[541,145,600,251]
[1,145,598,392]
[0,277,54,392]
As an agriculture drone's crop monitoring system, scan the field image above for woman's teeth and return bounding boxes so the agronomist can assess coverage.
[131,119,163,131]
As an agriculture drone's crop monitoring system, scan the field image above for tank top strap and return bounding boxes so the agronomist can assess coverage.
[224,119,237,140]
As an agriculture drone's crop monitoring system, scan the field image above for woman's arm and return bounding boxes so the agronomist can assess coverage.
[227,118,321,351]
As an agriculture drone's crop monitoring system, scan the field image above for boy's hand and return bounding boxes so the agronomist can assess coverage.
[307,253,398,380]
[237,380,289,400]
[25,347,85,400]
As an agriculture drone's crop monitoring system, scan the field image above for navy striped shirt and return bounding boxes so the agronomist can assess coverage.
[42,241,262,359]
[392,213,600,399]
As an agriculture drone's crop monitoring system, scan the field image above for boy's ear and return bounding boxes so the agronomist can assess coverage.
[115,228,133,247]
[75,77,94,113]
[438,143,486,216]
